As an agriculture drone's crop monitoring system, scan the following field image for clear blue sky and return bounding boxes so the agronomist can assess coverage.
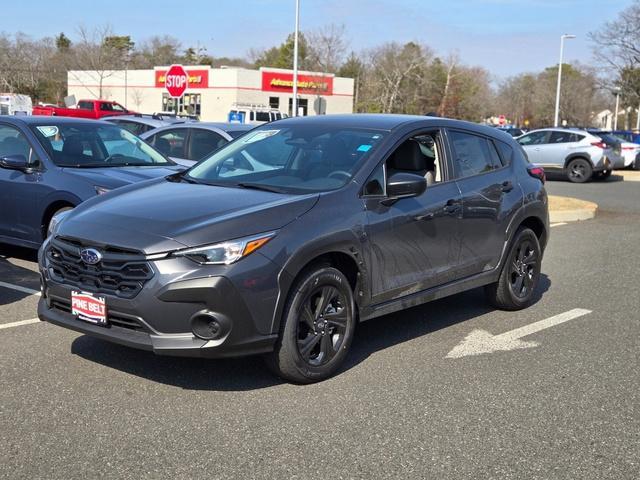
[6,0,632,79]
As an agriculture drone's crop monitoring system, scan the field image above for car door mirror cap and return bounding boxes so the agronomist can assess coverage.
[0,154,29,172]
[382,172,427,205]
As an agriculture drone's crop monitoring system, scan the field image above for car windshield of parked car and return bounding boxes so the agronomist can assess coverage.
[186,124,386,193]
[30,123,172,168]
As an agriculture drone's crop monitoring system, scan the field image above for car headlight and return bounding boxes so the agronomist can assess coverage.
[95,186,112,195]
[172,232,276,265]
[48,209,72,237]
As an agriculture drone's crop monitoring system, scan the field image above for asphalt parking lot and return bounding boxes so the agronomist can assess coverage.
[1,176,638,479]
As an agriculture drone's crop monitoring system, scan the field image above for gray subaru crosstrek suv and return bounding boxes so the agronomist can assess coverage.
[38,114,549,383]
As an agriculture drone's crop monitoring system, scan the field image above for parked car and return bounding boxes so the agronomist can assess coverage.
[32,99,136,119]
[610,130,640,145]
[516,128,624,182]
[228,104,286,124]
[39,114,549,383]
[140,122,254,166]
[0,116,183,249]
[0,93,32,115]
[102,114,194,136]
[591,130,640,169]
[496,126,524,137]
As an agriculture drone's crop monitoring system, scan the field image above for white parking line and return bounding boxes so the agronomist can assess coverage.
[550,222,568,227]
[0,281,41,296]
[0,318,40,330]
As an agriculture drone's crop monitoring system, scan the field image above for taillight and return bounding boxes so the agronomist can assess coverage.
[591,142,606,149]
[622,146,637,151]
[527,165,545,183]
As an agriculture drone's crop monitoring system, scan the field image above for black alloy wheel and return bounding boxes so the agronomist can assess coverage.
[485,227,542,310]
[508,238,538,299]
[566,158,592,183]
[266,266,356,383]
[296,285,349,366]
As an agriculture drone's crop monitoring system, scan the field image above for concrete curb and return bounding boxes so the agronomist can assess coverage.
[548,195,597,223]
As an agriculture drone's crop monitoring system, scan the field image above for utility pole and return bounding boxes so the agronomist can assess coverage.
[292,0,300,117]
[554,34,576,127]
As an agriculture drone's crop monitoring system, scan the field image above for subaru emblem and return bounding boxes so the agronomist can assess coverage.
[80,248,102,265]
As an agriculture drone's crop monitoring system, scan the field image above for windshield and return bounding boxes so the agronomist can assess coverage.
[30,123,172,167]
[186,124,386,194]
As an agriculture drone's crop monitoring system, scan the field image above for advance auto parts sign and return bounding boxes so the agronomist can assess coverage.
[155,69,209,89]
[261,71,333,95]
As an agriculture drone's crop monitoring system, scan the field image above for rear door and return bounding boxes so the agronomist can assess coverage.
[447,129,522,278]
[146,127,189,160]
[187,128,228,161]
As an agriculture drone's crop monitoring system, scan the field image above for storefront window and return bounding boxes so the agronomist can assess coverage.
[162,93,201,118]
[288,98,308,116]
[269,96,279,109]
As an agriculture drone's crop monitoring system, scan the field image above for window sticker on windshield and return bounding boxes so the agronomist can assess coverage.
[36,126,59,138]
[357,144,372,152]
[242,130,280,144]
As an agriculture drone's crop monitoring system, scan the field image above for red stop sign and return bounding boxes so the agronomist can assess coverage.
[165,64,188,98]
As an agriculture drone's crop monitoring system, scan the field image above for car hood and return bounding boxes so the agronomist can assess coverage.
[58,178,319,254]
[62,165,185,190]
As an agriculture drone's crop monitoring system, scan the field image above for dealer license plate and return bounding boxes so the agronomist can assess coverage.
[71,291,107,325]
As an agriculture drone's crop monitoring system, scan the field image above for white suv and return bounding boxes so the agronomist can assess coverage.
[516,128,624,183]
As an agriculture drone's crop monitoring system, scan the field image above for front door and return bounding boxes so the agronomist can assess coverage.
[364,130,463,304]
[0,124,40,243]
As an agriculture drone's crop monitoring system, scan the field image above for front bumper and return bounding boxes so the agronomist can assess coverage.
[38,238,281,358]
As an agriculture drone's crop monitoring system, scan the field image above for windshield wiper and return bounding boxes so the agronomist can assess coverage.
[235,182,287,194]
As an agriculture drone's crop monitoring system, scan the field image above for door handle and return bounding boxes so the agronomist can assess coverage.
[501,181,514,193]
[443,198,461,215]
[413,212,435,221]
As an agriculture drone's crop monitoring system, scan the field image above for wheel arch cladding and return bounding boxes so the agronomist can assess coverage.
[272,250,363,333]
[519,216,547,251]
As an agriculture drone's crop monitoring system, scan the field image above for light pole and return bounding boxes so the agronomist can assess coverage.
[292,0,300,117]
[554,34,576,127]
[613,87,621,130]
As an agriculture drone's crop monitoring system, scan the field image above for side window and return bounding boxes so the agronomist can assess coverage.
[189,129,227,160]
[150,128,187,158]
[117,121,144,136]
[495,140,514,166]
[77,101,93,110]
[383,130,444,186]
[549,131,576,144]
[449,130,497,178]
[0,125,38,165]
[517,131,548,146]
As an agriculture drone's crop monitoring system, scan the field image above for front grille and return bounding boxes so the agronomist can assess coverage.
[46,236,154,299]
[50,297,149,332]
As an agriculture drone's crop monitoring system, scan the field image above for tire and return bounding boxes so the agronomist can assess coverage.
[593,169,612,180]
[45,206,73,239]
[566,158,592,183]
[265,266,357,383]
[485,227,542,311]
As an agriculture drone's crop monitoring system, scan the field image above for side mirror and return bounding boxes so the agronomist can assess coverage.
[0,154,29,171]
[384,172,427,204]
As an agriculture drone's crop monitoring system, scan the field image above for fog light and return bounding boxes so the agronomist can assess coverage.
[190,311,230,340]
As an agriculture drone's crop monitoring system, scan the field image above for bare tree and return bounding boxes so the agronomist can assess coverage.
[589,0,640,123]
[306,24,348,73]
[70,25,122,98]
[368,42,431,113]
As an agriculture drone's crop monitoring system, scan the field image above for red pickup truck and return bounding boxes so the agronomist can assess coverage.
[32,99,136,118]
